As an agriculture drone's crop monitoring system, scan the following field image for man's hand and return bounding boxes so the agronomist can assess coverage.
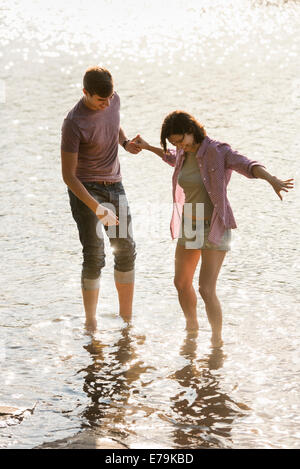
[96,205,119,226]
[124,137,142,154]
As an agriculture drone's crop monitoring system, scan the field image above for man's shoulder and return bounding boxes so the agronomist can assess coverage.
[64,99,83,122]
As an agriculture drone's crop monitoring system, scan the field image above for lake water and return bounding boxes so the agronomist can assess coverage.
[0,0,299,449]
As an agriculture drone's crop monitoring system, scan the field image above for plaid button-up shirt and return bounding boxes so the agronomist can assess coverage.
[162,136,265,245]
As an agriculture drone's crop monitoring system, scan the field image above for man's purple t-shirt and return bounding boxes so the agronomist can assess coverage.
[61,93,121,182]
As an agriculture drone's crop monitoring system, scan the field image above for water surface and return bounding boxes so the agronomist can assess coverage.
[0,0,299,449]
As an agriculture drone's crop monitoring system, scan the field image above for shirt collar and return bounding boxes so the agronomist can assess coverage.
[196,136,210,158]
[177,136,210,165]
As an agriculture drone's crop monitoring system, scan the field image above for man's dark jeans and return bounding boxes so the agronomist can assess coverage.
[68,181,136,288]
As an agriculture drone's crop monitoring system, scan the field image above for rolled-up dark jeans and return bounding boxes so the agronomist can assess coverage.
[68,181,136,289]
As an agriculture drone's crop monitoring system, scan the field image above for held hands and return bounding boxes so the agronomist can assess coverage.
[130,134,150,151]
[270,177,294,201]
[130,134,166,159]
[124,137,142,154]
[96,205,119,226]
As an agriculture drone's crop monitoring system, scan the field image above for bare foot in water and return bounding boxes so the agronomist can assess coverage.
[85,318,97,333]
[186,328,199,340]
[185,317,199,331]
[211,335,223,348]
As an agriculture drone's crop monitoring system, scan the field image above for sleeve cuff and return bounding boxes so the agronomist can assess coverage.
[248,163,266,178]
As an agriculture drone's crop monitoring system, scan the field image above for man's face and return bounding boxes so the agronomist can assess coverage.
[83,89,115,111]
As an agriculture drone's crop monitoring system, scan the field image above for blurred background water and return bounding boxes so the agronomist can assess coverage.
[0,0,299,449]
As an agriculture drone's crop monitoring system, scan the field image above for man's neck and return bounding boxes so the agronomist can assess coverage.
[82,96,97,111]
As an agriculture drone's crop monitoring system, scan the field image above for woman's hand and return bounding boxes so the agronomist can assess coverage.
[270,177,294,200]
[252,166,294,200]
[124,139,141,154]
[131,134,150,150]
[96,205,119,226]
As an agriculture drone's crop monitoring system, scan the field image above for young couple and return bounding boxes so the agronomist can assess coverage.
[61,66,293,347]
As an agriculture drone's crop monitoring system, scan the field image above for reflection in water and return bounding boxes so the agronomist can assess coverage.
[168,333,249,448]
[78,326,151,441]
[78,328,250,448]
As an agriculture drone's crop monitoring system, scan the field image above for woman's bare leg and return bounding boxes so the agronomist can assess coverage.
[198,250,227,347]
[174,244,201,330]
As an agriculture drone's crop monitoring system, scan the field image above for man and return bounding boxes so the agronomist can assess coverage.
[61,66,140,331]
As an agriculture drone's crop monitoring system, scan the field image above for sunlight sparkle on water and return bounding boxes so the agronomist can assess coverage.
[1,0,299,62]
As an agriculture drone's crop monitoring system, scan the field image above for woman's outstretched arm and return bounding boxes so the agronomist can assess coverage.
[132,134,177,167]
[225,146,294,199]
[251,165,294,200]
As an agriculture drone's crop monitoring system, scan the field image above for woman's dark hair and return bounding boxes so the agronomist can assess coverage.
[83,66,113,98]
[160,111,206,152]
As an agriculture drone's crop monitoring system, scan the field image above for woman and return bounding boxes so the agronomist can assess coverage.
[134,111,293,347]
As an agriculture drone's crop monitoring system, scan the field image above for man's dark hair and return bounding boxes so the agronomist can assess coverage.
[83,66,113,98]
[160,111,206,152]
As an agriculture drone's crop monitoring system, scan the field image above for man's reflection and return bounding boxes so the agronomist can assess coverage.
[79,326,150,439]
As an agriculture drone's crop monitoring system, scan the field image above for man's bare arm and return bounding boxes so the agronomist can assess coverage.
[119,127,128,147]
[61,150,118,225]
[61,150,99,213]
[119,127,141,154]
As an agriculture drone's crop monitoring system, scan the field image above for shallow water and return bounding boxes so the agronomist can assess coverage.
[0,0,299,449]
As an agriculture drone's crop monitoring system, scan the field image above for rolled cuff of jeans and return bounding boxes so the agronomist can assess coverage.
[114,269,135,284]
[81,276,101,290]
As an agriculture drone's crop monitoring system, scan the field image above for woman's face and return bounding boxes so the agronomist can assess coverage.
[168,133,199,152]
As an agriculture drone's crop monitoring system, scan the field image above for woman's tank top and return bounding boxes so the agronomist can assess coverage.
[178,150,214,220]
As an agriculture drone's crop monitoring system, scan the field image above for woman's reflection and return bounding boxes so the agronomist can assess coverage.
[169,332,249,448]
